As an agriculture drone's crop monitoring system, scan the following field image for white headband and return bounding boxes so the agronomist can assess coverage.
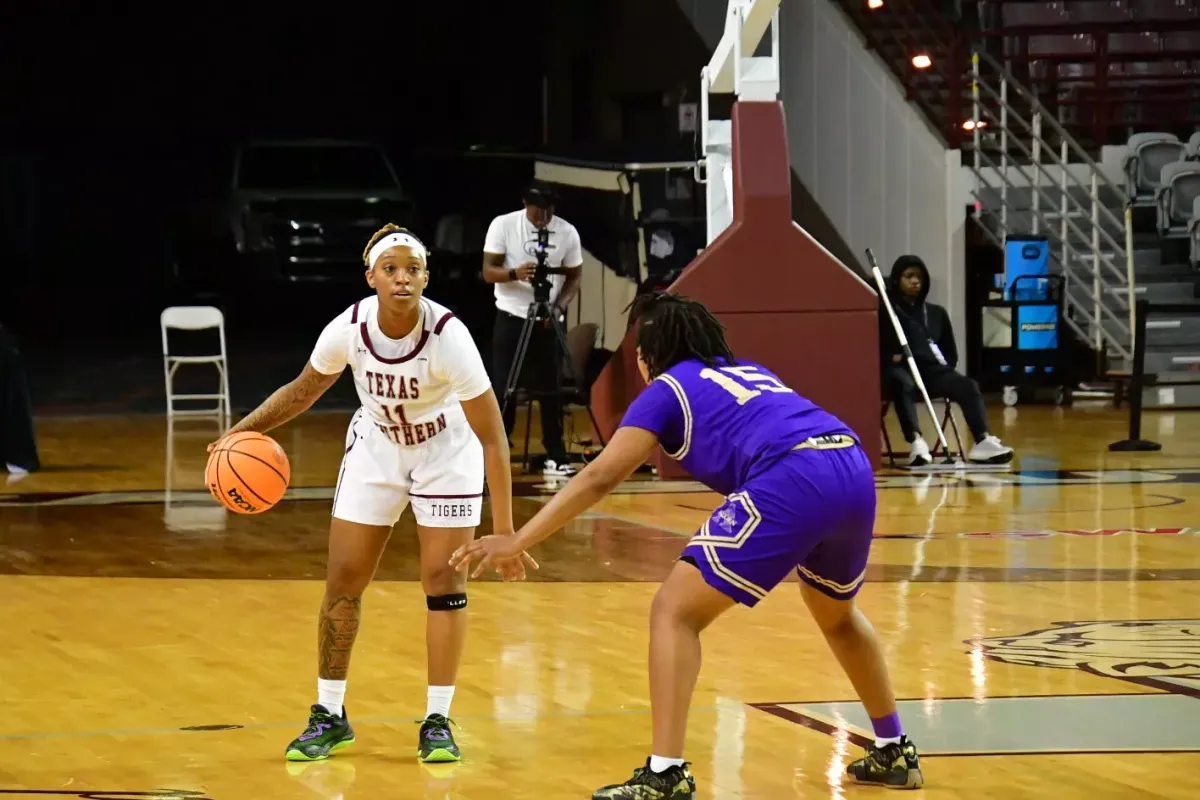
[368,232,427,267]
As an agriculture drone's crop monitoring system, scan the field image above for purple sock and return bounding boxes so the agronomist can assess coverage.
[870,712,903,740]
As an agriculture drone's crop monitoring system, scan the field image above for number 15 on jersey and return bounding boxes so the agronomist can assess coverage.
[699,365,793,405]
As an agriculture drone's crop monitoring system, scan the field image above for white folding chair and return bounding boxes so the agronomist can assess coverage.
[163,416,228,533]
[161,306,231,419]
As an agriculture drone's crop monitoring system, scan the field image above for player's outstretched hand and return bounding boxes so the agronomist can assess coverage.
[450,535,539,580]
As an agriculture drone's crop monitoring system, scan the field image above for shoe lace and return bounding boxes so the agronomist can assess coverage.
[867,742,903,771]
[627,761,690,787]
[416,715,460,742]
[298,712,337,741]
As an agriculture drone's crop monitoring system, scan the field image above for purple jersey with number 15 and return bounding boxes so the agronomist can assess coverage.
[618,358,857,495]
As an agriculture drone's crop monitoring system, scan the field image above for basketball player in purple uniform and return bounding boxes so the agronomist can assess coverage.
[451,292,923,797]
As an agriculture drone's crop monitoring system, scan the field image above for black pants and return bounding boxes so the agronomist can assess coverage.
[885,364,990,444]
[0,327,39,472]
[491,310,567,462]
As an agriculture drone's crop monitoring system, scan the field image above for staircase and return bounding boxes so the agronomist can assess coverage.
[968,51,1200,408]
[833,0,1200,406]
[966,49,1133,367]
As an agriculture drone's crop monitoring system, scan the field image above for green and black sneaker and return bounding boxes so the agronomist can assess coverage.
[285,704,356,762]
[417,714,461,763]
[592,759,695,798]
[846,736,924,789]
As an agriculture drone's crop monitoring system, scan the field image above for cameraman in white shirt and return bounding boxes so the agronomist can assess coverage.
[482,182,583,477]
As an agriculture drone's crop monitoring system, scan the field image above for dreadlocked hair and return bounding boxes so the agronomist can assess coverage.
[361,223,423,266]
[627,291,736,378]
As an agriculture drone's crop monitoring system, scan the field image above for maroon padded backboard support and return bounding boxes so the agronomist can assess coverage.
[591,101,880,478]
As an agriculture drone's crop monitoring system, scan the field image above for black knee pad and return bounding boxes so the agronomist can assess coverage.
[427,593,467,611]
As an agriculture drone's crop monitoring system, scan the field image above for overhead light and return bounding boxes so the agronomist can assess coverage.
[868,0,884,8]
[912,54,932,69]
[963,119,988,131]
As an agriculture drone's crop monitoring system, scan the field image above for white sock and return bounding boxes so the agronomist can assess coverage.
[649,755,685,774]
[875,735,903,747]
[317,678,346,717]
[426,685,455,718]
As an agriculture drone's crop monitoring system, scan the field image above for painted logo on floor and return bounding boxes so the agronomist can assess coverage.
[971,619,1200,694]
[754,619,1200,756]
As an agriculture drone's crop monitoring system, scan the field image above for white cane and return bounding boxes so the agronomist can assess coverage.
[866,248,955,463]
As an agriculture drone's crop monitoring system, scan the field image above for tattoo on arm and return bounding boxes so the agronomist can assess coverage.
[317,595,362,681]
[229,364,338,435]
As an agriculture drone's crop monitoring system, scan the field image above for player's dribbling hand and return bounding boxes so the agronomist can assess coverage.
[449,535,539,580]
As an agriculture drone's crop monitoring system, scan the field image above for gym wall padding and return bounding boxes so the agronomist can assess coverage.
[590,101,880,478]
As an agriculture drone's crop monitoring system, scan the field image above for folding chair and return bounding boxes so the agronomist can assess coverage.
[881,397,967,466]
[163,416,228,533]
[161,306,231,419]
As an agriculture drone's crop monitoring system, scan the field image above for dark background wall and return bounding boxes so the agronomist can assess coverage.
[0,0,863,414]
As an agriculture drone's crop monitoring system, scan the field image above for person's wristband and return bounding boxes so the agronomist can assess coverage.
[508,268,517,282]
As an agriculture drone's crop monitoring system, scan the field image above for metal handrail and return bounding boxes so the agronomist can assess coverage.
[971,163,1132,338]
[974,48,1128,201]
[967,46,1138,361]
[969,162,1129,317]
[972,111,1129,285]
[971,74,1127,244]
[1060,266,1133,336]
[970,154,1133,360]
[973,144,1129,287]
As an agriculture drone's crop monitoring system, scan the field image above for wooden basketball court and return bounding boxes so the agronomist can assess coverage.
[2,405,1198,798]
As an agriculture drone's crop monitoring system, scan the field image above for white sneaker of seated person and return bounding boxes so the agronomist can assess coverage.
[542,458,577,477]
[967,434,1014,464]
[908,435,932,467]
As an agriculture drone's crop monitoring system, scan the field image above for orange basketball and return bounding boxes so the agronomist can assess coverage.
[205,432,291,514]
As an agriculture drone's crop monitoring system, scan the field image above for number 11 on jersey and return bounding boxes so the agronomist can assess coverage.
[381,404,410,425]
[699,366,793,405]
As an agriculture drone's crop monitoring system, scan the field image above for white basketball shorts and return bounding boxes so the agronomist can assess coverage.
[331,409,484,528]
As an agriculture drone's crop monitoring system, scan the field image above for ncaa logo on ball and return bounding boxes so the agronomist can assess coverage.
[210,482,259,514]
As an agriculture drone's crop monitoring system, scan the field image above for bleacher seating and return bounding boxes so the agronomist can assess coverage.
[834,0,1199,148]
[983,0,1200,145]
[1155,161,1200,237]
[1189,196,1200,268]
[1187,131,1200,159]
[1124,132,1189,203]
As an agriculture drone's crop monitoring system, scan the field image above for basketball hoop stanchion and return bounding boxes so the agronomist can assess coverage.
[866,248,956,465]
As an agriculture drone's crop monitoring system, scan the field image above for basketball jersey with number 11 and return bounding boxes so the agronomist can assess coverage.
[619,358,857,496]
[308,296,493,447]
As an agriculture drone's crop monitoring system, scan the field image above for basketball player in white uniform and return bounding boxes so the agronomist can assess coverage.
[212,224,533,765]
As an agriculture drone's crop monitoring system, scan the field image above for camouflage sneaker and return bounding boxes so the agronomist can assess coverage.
[846,736,924,789]
[592,759,695,798]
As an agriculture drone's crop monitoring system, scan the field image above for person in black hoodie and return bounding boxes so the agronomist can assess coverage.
[881,255,1013,466]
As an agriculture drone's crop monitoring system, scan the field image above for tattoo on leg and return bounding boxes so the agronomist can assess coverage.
[318,595,362,680]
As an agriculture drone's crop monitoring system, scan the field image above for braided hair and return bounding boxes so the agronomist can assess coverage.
[361,223,425,266]
[628,291,736,378]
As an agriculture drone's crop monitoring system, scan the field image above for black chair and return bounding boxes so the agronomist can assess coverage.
[880,396,966,466]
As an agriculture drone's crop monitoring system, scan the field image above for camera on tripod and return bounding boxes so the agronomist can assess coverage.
[533,227,553,307]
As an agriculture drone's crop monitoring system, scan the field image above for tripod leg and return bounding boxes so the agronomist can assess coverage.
[549,313,606,447]
[502,312,539,474]
[501,313,536,418]
[522,395,534,474]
